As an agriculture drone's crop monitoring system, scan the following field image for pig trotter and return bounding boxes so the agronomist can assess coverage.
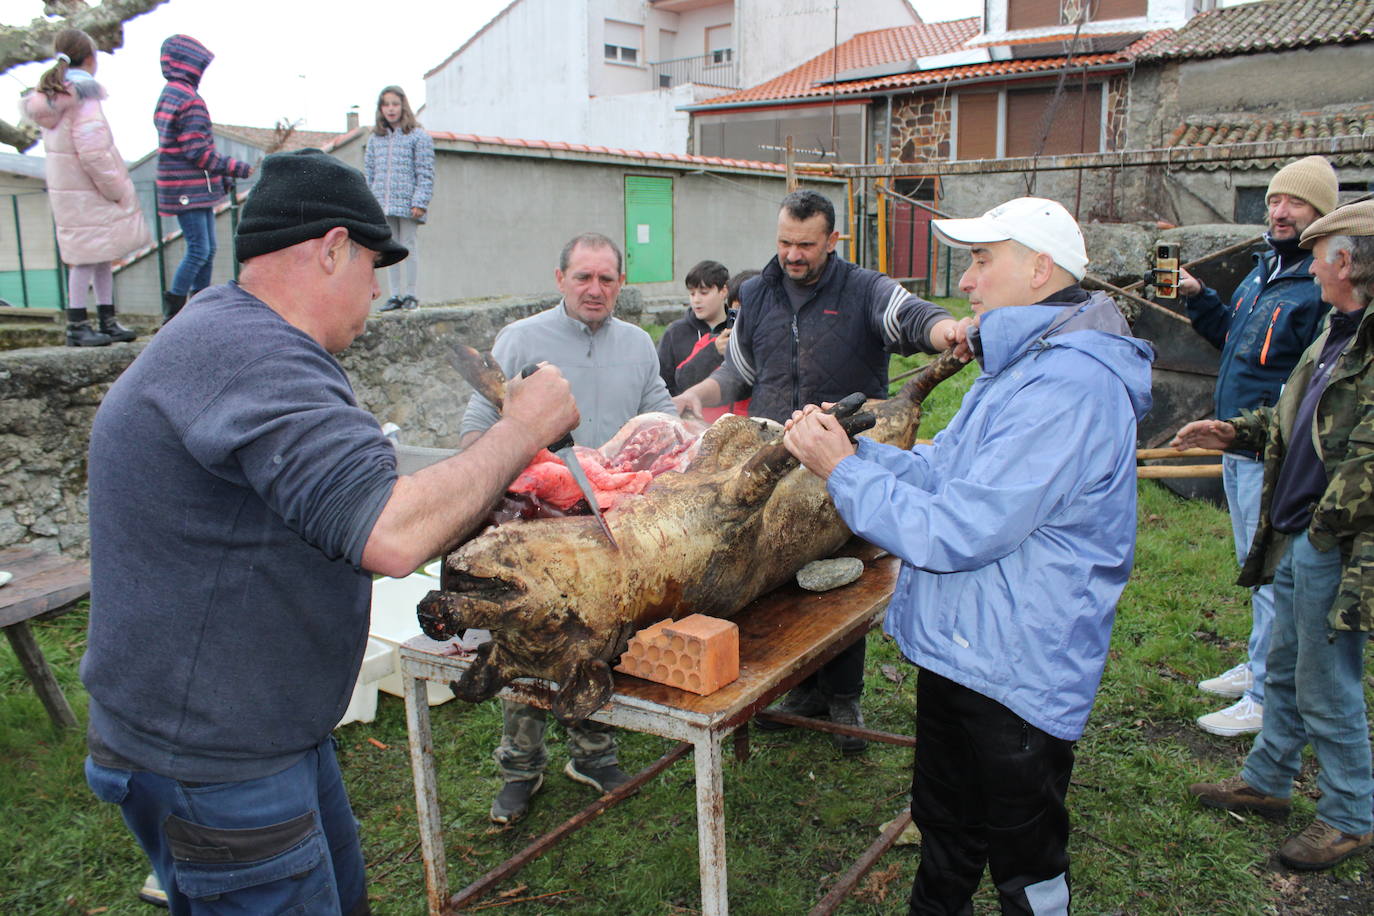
[452,640,511,703]
[552,657,614,725]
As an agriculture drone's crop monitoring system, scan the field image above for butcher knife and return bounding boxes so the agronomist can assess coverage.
[519,364,619,550]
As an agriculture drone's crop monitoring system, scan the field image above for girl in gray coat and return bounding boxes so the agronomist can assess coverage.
[364,85,434,310]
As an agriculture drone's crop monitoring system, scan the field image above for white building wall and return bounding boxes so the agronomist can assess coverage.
[735,0,918,88]
[585,84,722,152]
[423,0,590,141]
[983,0,1193,39]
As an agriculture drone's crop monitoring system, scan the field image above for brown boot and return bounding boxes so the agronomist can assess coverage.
[1279,819,1373,870]
[1187,774,1291,821]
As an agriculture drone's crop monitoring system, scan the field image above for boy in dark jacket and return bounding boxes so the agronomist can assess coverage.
[658,259,730,395]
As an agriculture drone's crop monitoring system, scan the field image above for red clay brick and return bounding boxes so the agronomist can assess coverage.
[616,614,739,695]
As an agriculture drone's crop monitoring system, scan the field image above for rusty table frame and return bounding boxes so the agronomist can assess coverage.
[398,548,900,916]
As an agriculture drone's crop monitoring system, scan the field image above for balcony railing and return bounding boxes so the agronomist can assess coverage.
[649,50,739,90]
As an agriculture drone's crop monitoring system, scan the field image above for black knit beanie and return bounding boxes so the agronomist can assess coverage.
[235,149,408,266]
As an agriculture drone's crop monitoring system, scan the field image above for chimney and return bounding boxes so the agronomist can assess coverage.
[346,109,360,132]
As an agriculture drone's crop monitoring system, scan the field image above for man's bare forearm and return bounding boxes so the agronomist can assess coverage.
[361,418,541,576]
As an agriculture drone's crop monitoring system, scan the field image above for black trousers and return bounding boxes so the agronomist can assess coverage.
[797,634,865,698]
[909,670,1074,916]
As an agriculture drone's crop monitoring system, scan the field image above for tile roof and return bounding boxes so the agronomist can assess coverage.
[695,25,1172,108]
[698,18,980,105]
[213,122,342,153]
[1164,103,1374,168]
[327,127,788,174]
[1139,0,1374,60]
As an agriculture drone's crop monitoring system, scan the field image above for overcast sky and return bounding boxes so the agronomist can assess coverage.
[1,0,982,160]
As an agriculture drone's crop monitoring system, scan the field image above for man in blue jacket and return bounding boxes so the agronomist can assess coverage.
[672,189,958,753]
[785,197,1153,915]
[1179,156,1337,737]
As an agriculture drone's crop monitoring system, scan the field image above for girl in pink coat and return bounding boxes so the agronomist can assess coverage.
[22,29,149,346]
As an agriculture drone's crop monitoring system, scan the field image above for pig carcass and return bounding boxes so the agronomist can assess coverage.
[418,349,967,724]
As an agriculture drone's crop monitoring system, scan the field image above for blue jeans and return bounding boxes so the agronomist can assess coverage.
[85,738,367,915]
[1241,531,1373,835]
[1222,452,1275,704]
[171,208,217,295]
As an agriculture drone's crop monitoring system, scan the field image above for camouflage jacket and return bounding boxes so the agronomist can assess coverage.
[1232,304,1374,631]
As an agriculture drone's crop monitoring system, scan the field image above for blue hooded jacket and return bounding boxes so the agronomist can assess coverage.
[827,290,1154,740]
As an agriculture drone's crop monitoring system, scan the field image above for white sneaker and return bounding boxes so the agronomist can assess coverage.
[1198,662,1253,698]
[1197,696,1263,737]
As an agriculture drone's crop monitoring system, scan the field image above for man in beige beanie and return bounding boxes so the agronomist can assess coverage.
[1178,199,1374,870]
[1175,155,1340,738]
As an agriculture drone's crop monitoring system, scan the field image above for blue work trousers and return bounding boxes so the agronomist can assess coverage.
[85,737,368,915]
[1242,531,1373,835]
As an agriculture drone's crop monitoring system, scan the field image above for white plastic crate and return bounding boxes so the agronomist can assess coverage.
[370,570,454,706]
[336,636,395,728]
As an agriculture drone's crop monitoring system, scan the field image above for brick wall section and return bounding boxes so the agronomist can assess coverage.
[0,292,642,556]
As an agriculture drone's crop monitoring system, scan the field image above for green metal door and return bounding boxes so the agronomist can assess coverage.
[623,176,673,284]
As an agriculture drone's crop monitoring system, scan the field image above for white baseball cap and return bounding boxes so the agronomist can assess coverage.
[932,197,1089,280]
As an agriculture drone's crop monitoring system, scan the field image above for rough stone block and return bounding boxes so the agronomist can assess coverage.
[615,614,738,695]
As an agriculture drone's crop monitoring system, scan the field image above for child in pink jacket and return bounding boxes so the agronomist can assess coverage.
[22,28,149,346]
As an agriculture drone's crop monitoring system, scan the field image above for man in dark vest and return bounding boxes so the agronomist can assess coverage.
[672,188,959,753]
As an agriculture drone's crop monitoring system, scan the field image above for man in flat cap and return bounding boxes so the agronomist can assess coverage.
[1178,156,1339,738]
[82,149,579,914]
[1179,199,1374,870]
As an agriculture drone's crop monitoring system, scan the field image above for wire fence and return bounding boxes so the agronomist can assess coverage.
[0,178,241,311]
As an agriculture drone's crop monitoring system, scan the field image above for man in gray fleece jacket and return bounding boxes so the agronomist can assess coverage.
[82,150,578,915]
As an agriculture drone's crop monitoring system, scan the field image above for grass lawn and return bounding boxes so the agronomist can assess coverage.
[4,299,1372,914]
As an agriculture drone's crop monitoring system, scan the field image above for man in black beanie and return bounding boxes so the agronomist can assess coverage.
[82,149,579,914]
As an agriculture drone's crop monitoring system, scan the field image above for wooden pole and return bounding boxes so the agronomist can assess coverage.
[785,135,797,192]
[1138,465,1222,479]
[875,146,888,277]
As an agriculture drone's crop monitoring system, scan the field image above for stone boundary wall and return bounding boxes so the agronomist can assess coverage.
[0,291,643,557]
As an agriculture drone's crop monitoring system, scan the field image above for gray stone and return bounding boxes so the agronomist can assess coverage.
[796,557,866,592]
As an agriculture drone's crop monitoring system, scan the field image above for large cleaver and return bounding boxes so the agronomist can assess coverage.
[520,364,619,550]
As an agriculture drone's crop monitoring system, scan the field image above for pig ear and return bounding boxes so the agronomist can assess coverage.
[551,658,614,726]
[451,641,511,703]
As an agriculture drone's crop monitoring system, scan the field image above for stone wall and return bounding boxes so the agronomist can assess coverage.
[0,292,642,557]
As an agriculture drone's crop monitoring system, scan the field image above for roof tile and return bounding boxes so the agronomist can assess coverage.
[700,24,1170,107]
[1139,0,1374,60]
[1163,103,1374,168]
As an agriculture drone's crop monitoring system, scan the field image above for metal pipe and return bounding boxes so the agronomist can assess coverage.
[11,195,29,308]
[808,811,915,916]
[835,133,1374,178]
[446,743,692,913]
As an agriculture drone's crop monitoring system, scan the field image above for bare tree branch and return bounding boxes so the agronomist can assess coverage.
[0,0,169,76]
[0,0,169,151]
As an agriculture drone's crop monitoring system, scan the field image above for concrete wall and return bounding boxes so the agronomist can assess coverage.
[0,296,637,556]
[0,172,61,309]
[112,137,840,312]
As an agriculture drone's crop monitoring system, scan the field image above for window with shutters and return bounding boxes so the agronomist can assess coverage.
[1004,84,1103,157]
[1090,0,1147,20]
[604,20,642,65]
[955,92,1000,160]
[1008,0,1062,30]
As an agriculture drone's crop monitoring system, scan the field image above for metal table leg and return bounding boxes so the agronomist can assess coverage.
[694,731,729,916]
[403,670,449,916]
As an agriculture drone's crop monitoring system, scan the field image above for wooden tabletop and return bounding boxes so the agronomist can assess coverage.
[403,542,899,730]
[0,545,91,629]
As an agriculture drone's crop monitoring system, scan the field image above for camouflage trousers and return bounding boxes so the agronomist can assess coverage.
[493,699,618,783]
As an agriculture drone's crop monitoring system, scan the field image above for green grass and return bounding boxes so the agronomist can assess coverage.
[5,301,1372,913]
